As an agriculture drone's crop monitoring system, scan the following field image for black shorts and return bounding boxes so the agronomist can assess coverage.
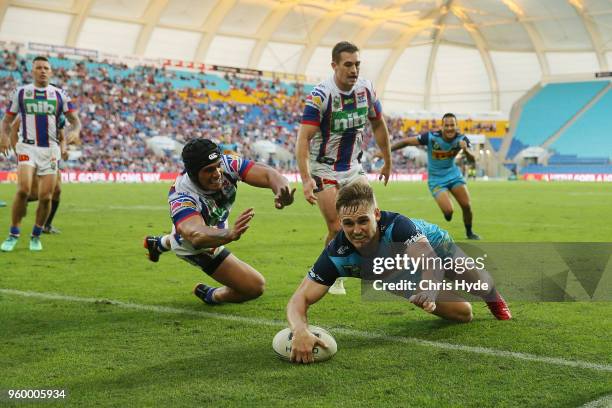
[178,248,231,275]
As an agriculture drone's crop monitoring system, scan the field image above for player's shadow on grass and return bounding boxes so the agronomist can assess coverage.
[62,340,341,400]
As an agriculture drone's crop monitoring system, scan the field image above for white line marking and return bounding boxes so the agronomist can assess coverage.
[1,288,611,373]
[578,394,612,408]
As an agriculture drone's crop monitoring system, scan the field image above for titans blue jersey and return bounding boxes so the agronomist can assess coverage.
[417,131,470,179]
[307,212,424,286]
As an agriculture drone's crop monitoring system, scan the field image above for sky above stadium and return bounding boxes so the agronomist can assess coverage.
[1,0,611,115]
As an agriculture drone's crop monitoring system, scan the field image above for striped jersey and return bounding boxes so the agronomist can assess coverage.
[6,84,74,147]
[167,154,254,254]
[301,77,382,172]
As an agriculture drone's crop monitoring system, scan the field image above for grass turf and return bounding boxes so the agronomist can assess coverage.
[0,181,611,407]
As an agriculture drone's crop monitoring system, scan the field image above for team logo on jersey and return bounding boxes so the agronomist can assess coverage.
[336,245,349,255]
[24,99,57,115]
[432,142,441,150]
[225,155,242,174]
[332,96,341,111]
[357,91,367,104]
[332,107,368,132]
[25,90,33,98]
[343,97,354,105]
[306,94,323,110]
[170,199,197,213]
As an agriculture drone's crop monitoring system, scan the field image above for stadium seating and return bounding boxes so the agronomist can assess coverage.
[513,81,608,147]
[549,87,612,158]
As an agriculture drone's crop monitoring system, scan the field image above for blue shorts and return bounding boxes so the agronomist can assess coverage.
[428,175,466,197]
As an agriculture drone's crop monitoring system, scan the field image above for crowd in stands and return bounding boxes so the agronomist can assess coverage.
[2,49,495,174]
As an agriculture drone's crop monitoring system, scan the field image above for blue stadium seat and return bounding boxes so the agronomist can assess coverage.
[550,87,612,159]
[513,81,608,147]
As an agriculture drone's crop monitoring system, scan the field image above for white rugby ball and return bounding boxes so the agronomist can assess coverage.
[272,325,338,362]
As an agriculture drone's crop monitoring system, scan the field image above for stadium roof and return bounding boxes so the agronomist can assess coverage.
[1,0,611,115]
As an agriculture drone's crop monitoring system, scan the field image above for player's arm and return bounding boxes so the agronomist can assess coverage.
[370,117,392,185]
[242,162,296,209]
[58,128,68,161]
[9,115,20,149]
[0,113,15,156]
[296,124,319,204]
[286,277,329,364]
[459,138,476,162]
[64,111,81,144]
[390,135,422,151]
[176,208,254,249]
[406,236,438,313]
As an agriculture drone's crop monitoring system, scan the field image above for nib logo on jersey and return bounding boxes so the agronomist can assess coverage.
[332,107,368,132]
[24,99,57,115]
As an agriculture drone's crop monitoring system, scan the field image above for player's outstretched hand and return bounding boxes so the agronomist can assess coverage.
[378,161,391,186]
[275,185,296,209]
[409,291,437,313]
[0,136,10,157]
[228,208,254,242]
[290,328,328,364]
[459,140,468,150]
[302,178,317,205]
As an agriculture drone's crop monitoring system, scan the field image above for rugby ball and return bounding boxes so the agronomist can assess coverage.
[272,325,338,362]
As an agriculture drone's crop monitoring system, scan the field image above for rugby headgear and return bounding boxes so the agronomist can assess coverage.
[182,138,221,185]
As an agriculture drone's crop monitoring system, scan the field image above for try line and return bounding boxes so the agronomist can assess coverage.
[1,288,611,373]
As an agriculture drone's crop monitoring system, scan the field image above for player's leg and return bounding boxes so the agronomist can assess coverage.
[1,163,34,251]
[449,183,480,240]
[432,188,454,222]
[28,174,39,202]
[43,171,61,233]
[315,185,347,295]
[183,249,265,304]
[30,173,57,250]
[315,183,341,245]
[431,291,473,323]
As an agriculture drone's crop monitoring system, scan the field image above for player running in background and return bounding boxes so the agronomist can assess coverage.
[0,56,80,251]
[297,41,392,294]
[286,182,511,363]
[385,113,481,240]
[10,113,68,234]
[144,138,295,305]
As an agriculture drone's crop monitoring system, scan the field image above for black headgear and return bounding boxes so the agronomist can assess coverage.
[182,138,221,184]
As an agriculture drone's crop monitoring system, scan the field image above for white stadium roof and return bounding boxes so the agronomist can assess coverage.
[1,0,612,115]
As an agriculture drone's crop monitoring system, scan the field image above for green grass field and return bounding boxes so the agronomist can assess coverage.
[0,181,611,407]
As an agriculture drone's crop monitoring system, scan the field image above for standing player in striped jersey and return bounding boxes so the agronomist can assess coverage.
[296,41,392,294]
[0,56,81,251]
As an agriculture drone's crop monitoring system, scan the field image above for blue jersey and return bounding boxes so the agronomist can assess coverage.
[417,131,470,180]
[308,212,458,286]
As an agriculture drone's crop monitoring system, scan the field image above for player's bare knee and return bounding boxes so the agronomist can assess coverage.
[16,188,30,200]
[243,276,265,299]
[454,303,473,323]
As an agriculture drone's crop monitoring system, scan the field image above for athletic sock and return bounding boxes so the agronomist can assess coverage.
[9,226,20,238]
[465,224,473,235]
[157,236,170,252]
[45,199,60,227]
[444,213,452,221]
[31,225,43,238]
